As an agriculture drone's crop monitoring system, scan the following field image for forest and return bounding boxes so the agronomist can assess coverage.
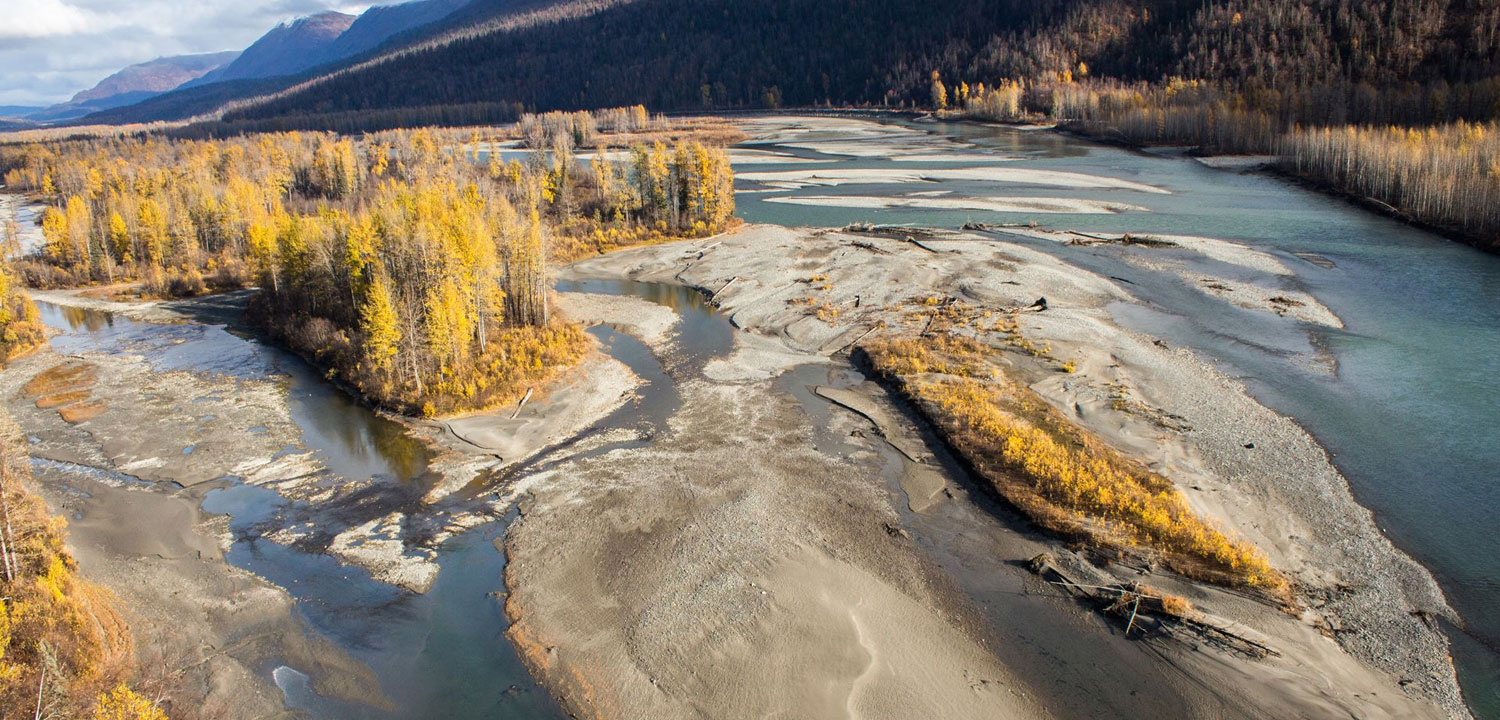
[110,0,1042,128]
[88,0,1490,249]
[0,108,736,415]
[129,0,1491,128]
[948,0,1500,249]
[944,75,1500,249]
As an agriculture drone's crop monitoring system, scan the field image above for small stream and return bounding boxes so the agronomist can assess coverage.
[32,278,738,720]
[36,301,563,720]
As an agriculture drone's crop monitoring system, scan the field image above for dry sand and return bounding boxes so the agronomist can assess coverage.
[738,166,1172,193]
[1184,273,1344,327]
[526,223,1466,719]
[765,193,1148,214]
[504,375,1044,720]
[990,227,1345,327]
[431,351,637,464]
[1194,155,1279,170]
[998,227,1293,275]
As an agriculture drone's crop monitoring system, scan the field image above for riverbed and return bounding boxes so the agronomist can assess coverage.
[731,114,1500,719]
[4,112,1495,719]
[13,296,565,720]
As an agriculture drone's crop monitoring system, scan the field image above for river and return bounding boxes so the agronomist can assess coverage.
[15,114,1500,718]
[733,115,1500,719]
[32,276,739,719]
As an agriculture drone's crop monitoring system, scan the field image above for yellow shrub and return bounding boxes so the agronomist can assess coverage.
[0,411,140,714]
[91,685,167,720]
[862,336,1284,593]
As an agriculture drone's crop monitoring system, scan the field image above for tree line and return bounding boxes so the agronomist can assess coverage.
[1282,122,1500,248]
[939,74,1500,250]
[0,110,737,414]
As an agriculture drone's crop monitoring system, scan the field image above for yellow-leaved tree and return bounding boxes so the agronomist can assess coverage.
[91,685,167,720]
[360,274,401,374]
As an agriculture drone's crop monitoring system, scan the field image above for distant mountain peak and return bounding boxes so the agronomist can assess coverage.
[69,52,240,105]
[207,10,358,83]
[281,10,360,32]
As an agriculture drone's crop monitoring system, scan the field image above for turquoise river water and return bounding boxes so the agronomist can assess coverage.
[733,115,1500,719]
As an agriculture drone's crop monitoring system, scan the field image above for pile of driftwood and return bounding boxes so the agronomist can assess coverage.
[1029,552,1279,659]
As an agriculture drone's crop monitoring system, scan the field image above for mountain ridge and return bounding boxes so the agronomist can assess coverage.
[191,11,357,86]
[71,52,240,104]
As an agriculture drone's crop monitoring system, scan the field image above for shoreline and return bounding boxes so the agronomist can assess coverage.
[690,109,1499,254]
[3,151,1478,716]
[1050,121,1499,256]
[1,329,388,719]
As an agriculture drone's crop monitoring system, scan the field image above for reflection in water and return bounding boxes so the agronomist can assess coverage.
[36,299,561,720]
[36,299,429,485]
[39,302,118,333]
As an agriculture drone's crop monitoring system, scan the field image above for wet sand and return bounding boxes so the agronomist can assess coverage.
[2,338,385,720]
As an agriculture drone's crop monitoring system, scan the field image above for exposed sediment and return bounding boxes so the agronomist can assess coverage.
[5,216,1470,717]
[1,336,386,719]
[521,223,1467,719]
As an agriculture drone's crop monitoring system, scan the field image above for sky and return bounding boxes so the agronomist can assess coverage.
[0,0,382,107]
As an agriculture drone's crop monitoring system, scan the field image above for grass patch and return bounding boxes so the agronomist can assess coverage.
[860,336,1285,594]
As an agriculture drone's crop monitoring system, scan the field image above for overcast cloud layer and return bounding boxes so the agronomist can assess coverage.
[0,0,382,106]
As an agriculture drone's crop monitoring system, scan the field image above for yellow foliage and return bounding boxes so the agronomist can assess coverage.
[1159,593,1195,617]
[91,684,167,720]
[0,411,140,715]
[863,337,1284,593]
[0,123,739,415]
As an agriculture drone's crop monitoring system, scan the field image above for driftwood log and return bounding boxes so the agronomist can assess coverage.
[1028,552,1278,658]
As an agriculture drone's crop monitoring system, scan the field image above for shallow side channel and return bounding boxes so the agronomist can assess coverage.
[35,300,565,720]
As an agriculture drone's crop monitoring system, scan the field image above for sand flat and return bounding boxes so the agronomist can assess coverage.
[764,193,1148,214]
[738,166,1172,193]
[540,224,1464,718]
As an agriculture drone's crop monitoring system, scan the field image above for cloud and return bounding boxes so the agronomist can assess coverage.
[0,0,389,106]
[1,0,101,39]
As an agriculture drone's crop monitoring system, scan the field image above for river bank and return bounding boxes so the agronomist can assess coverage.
[6,287,572,718]
[0,316,385,719]
[1052,120,1500,256]
[6,221,1469,718]
[1,112,1487,718]
[734,112,1500,718]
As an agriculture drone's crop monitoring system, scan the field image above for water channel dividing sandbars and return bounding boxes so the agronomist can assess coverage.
[4,114,1497,720]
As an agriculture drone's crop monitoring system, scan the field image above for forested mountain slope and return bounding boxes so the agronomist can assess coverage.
[225,0,1500,127]
[80,0,1500,130]
[81,0,634,125]
[311,0,472,68]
